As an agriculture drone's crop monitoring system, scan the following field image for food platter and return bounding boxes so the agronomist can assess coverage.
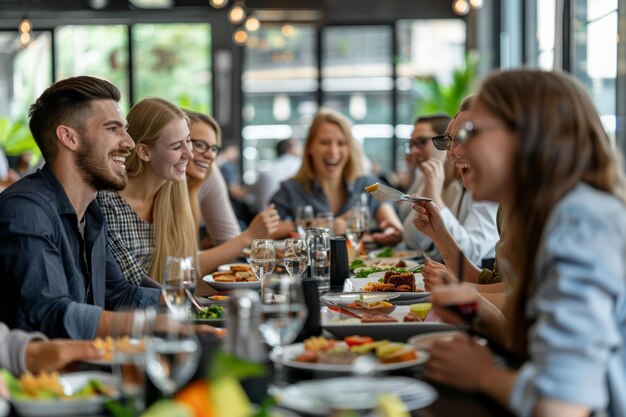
[202,274,261,291]
[269,342,427,373]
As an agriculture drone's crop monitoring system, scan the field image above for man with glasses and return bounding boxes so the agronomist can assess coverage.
[403,110,498,267]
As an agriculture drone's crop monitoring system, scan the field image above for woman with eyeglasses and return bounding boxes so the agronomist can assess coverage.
[184,110,279,273]
[423,70,626,417]
[98,98,279,287]
[403,106,499,268]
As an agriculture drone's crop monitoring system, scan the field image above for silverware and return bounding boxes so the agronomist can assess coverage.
[366,183,433,203]
[185,288,204,313]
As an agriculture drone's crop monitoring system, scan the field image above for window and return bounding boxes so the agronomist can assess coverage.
[132,23,212,113]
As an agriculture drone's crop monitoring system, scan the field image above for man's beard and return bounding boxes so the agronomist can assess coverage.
[75,135,128,191]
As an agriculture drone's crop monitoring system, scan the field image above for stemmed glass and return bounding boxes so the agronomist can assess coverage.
[345,207,367,258]
[144,309,201,397]
[162,256,196,321]
[261,275,308,387]
[295,205,314,238]
[249,239,276,301]
[283,238,308,279]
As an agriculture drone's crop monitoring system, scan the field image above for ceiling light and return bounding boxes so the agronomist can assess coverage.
[228,4,246,24]
[452,0,470,15]
[209,0,228,8]
[233,29,248,45]
[469,0,483,8]
[281,24,295,37]
[244,17,260,31]
[20,32,31,45]
[19,18,32,34]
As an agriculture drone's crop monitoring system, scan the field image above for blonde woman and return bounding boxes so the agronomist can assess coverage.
[270,109,403,245]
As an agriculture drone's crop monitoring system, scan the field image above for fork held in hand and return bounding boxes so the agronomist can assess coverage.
[365,182,433,204]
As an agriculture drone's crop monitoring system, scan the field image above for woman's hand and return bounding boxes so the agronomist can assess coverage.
[419,158,446,207]
[371,221,402,246]
[412,201,448,240]
[244,205,280,240]
[425,333,498,392]
[421,259,456,291]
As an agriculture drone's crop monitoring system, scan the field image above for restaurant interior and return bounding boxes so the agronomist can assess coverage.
[0,1,623,417]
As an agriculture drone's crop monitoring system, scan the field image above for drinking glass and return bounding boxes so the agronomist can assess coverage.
[345,207,367,258]
[305,227,331,293]
[295,205,314,237]
[315,211,334,236]
[162,256,196,320]
[261,274,308,386]
[144,310,201,397]
[112,308,155,413]
[249,239,276,301]
[283,238,308,279]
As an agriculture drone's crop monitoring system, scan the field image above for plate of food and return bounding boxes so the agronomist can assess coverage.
[274,376,437,416]
[322,305,453,342]
[1,370,118,417]
[320,292,400,314]
[344,271,429,302]
[201,294,230,305]
[188,305,226,326]
[408,330,463,350]
[350,257,419,272]
[368,247,420,260]
[270,336,427,373]
[203,273,260,291]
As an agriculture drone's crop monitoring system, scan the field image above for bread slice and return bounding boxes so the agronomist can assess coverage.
[378,347,418,364]
[213,274,236,282]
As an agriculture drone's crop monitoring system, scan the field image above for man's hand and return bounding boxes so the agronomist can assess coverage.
[412,201,448,240]
[24,340,104,373]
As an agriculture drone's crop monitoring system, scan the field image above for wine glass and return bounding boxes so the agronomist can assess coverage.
[283,238,308,279]
[144,309,201,397]
[430,283,479,332]
[249,239,276,301]
[345,207,367,258]
[295,205,314,237]
[162,256,196,320]
[315,211,334,236]
[261,275,308,387]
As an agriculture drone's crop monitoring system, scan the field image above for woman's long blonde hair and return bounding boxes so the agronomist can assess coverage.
[477,70,626,359]
[126,98,198,283]
[183,110,222,228]
[292,109,363,189]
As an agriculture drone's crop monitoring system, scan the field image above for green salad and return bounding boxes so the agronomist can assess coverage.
[375,247,394,258]
[196,305,225,319]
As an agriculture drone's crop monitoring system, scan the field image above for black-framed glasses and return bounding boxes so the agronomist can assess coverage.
[190,139,221,156]
[432,121,478,150]
[403,136,432,153]
[432,134,453,151]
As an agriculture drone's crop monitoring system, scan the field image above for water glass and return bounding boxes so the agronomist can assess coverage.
[295,205,314,237]
[162,256,195,320]
[305,227,331,293]
[315,211,334,236]
[249,239,276,301]
[283,238,308,279]
[144,310,201,397]
[345,207,367,258]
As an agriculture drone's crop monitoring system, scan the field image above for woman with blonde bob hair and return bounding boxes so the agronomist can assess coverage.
[271,109,403,244]
[423,69,626,417]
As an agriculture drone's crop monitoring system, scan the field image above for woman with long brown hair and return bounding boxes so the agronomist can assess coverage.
[424,69,626,417]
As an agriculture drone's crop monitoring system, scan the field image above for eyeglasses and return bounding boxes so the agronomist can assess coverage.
[190,139,221,156]
[403,136,432,153]
[431,121,480,151]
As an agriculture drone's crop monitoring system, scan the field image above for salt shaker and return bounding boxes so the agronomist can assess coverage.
[225,289,266,362]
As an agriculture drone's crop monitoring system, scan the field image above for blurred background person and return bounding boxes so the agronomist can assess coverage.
[250,137,302,214]
[217,144,251,229]
[270,109,403,245]
[404,105,498,267]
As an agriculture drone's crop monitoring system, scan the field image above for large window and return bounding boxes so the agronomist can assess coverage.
[572,0,617,139]
[56,25,129,109]
[241,24,318,183]
[132,23,212,112]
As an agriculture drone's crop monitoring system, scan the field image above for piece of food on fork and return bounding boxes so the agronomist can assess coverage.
[365,182,433,203]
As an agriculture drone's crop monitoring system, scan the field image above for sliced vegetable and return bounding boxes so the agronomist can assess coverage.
[344,335,374,347]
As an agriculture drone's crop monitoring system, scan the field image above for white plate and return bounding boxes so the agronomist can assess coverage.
[217,263,252,272]
[322,306,453,342]
[202,274,261,291]
[10,371,118,417]
[368,249,420,260]
[408,330,463,350]
[270,342,427,373]
[344,276,429,301]
[273,376,437,416]
[354,258,419,271]
[0,399,8,417]
[320,292,400,306]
